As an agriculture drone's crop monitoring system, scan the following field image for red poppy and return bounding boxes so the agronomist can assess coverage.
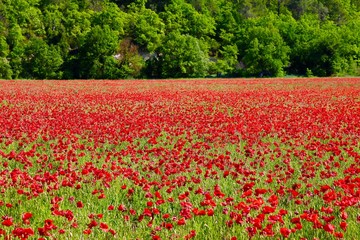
[76,201,83,208]
[280,228,291,238]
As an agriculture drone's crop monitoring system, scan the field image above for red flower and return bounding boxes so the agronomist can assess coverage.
[2,219,13,227]
[165,223,173,230]
[268,195,278,207]
[262,206,276,214]
[98,193,106,199]
[340,221,347,231]
[177,217,186,225]
[109,229,116,236]
[38,227,51,236]
[76,201,84,208]
[279,209,288,216]
[291,217,301,224]
[261,224,274,236]
[184,230,196,239]
[255,188,267,195]
[44,219,56,230]
[100,222,109,232]
[323,223,335,233]
[118,204,126,212]
[280,228,291,238]
[341,211,348,220]
[88,220,98,229]
[143,208,152,217]
[12,227,34,239]
[247,227,257,237]
[22,212,32,225]
[207,208,214,216]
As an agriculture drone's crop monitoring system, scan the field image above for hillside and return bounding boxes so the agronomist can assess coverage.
[0,0,359,79]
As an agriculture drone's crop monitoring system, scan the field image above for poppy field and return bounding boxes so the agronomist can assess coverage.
[0,78,359,240]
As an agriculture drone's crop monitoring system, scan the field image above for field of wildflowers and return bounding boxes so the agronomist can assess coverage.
[0,78,359,239]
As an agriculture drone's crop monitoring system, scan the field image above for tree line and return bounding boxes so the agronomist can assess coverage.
[0,0,359,79]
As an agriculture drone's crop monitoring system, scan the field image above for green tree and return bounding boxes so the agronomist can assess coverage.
[6,23,26,79]
[237,14,290,77]
[77,25,119,79]
[286,14,354,76]
[41,1,94,78]
[92,2,127,35]
[331,19,360,75]
[160,0,215,39]
[0,0,359,79]
[1,0,45,38]
[21,38,63,79]
[0,36,12,79]
[319,0,351,23]
[210,1,241,76]
[127,1,164,52]
[156,31,209,78]
[234,0,269,18]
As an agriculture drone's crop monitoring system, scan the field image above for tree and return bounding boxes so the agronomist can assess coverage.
[237,14,290,77]
[331,18,360,75]
[77,25,119,79]
[41,1,94,78]
[6,23,26,79]
[286,14,356,76]
[319,0,351,23]
[21,38,63,79]
[127,1,165,52]
[156,31,209,78]
[234,0,269,18]
[0,36,12,79]
[0,0,359,79]
[91,2,127,35]
[210,1,241,76]
[160,0,215,39]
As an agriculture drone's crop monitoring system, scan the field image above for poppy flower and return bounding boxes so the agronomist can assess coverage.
[280,228,291,238]
[323,223,335,233]
[2,218,13,227]
[76,201,83,208]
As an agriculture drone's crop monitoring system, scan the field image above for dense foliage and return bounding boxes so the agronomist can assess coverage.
[0,0,360,79]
